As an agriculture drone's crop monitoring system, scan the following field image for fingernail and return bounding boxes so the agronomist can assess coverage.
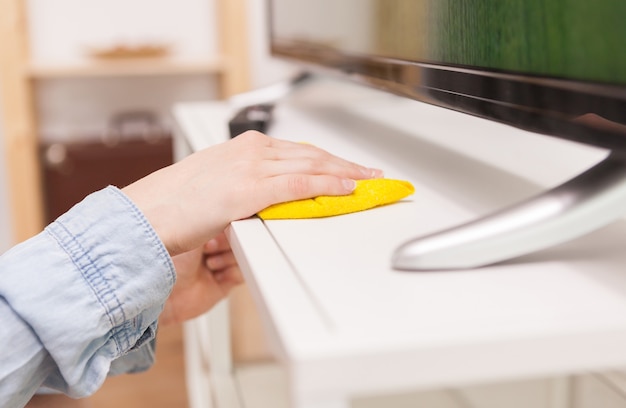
[342,179,357,192]
[206,255,223,271]
[213,270,226,282]
[205,239,219,252]
[361,167,384,178]
[371,168,384,178]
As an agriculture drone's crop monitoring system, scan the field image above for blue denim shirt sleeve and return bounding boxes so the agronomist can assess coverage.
[0,186,176,407]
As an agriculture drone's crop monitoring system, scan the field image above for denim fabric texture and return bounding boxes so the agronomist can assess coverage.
[0,186,175,407]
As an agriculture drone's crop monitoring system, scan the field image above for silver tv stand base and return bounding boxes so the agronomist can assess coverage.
[393,151,626,270]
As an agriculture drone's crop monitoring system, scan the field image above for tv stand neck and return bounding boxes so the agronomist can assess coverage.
[394,151,626,269]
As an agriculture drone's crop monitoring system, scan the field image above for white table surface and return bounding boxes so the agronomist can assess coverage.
[174,77,626,408]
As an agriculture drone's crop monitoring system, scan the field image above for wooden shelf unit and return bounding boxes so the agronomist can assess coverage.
[0,0,250,244]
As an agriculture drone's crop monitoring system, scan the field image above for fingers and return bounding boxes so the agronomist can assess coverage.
[262,156,382,181]
[205,248,237,271]
[232,132,384,206]
[271,141,383,180]
[258,173,358,206]
[203,233,242,286]
[212,264,244,287]
[203,233,231,254]
[238,131,383,181]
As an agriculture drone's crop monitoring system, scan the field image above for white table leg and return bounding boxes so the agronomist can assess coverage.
[183,300,243,408]
[183,320,214,408]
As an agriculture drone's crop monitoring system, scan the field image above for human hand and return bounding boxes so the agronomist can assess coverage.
[123,131,382,256]
[160,232,243,326]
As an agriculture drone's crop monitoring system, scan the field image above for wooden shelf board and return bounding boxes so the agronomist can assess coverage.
[26,57,229,79]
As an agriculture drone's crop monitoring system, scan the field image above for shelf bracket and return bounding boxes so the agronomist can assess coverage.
[392,151,626,270]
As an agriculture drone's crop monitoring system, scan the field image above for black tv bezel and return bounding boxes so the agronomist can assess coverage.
[268,5,626,154]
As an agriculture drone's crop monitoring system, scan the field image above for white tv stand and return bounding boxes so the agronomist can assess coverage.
[173,76,626,408]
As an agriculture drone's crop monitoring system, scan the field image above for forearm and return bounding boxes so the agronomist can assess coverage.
[0,187,175,404]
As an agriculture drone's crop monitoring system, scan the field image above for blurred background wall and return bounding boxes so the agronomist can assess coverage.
[27,0,293,142]
[0,0,294,252]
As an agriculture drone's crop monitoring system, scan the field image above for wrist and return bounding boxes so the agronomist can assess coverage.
[121,177,183,256]
[159,301,178,326]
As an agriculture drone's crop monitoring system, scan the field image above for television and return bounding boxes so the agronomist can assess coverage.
[266,0,626,269]
[269,0,626,152]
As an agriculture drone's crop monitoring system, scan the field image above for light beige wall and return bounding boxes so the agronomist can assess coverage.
[246,0,296,88]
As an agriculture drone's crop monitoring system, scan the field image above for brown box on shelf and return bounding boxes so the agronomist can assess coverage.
[40,135,173,224]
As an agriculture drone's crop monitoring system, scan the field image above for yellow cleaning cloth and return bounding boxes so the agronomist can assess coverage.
[257,178,415,220]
